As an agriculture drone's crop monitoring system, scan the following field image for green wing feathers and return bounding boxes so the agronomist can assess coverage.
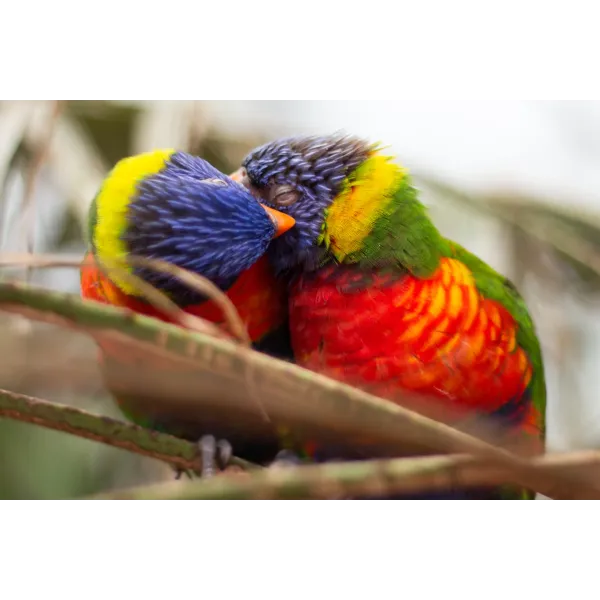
[445,240,547,442]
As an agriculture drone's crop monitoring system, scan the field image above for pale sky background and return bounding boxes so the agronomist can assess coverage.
[207,100,600,219]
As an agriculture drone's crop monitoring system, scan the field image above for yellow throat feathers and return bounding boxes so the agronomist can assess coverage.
[319,152,406,263]
[92,149,175,295]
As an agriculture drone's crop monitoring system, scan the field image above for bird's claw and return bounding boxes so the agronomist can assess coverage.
[199,435,233,478]
[173,467,194,480]
[269,449,305,468]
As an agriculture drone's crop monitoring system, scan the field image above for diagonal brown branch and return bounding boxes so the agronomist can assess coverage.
[0,252,250,345]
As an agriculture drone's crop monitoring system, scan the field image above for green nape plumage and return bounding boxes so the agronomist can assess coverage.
[319,153,451,276]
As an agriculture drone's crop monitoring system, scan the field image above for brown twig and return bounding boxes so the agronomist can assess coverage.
[0,252,250,345]
[110,253,251,345]
[87,253,235,342]
[90,450,600,500]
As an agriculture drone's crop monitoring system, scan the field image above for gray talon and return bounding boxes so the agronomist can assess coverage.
[200,435,217,478]
[173,466,193,480]
[199,436,234,478]
[217,439,233,469]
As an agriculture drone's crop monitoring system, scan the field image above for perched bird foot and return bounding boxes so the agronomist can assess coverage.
[269,449,305,468]
[173,467,194,480]
[199,435,233,478]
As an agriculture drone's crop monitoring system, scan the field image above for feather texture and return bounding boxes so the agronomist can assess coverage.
[240,133,547,498]
[289,257,542,444]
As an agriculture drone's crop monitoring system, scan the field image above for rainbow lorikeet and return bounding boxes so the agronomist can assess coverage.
[231,134,547,499]
[80,149,295,476]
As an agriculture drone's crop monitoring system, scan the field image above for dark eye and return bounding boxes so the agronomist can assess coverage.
[269,184,300,207]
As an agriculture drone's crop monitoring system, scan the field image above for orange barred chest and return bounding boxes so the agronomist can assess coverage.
[289,257,533,416]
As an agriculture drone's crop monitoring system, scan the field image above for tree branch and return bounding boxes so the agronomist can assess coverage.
[0,278,529,459]
[0,252,249,344]
[0,388,256,473]
[4,383,598,500]
[0,278,592,499]
[90,450,600,500]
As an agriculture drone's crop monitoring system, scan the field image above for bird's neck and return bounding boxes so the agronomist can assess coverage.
[319,153,448,278]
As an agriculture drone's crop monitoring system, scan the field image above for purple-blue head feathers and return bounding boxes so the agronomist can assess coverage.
[123,152,279,303]
[233,134,373,274]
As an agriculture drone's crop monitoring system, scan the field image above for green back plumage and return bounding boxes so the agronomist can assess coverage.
[356,174,451,277]
[445,241,546,501]
[444,241,547,444]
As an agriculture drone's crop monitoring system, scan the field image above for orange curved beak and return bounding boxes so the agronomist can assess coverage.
[229,168,244,183]
[229,169,295,238]
[260,204,295,238]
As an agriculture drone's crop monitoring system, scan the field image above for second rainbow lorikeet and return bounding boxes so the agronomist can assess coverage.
[231,134,547,499]
[80,149,295,476]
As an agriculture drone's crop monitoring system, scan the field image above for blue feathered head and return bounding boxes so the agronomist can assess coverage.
[231,134,373,274]
[90,150,294,304]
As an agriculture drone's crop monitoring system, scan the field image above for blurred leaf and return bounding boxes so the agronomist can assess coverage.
[66,101,140,166]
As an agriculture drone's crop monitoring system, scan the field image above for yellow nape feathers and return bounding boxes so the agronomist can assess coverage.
[92,148,175,295]
[319,153,405,263]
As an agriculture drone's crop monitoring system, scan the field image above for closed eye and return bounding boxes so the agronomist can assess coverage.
[269,184,301,207]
